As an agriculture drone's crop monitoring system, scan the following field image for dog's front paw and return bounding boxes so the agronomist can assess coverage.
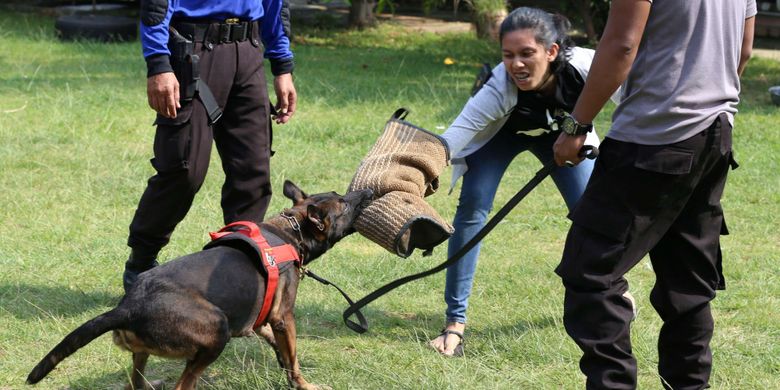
[301,384,331,390]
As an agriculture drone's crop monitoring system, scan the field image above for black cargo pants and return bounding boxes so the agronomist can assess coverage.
[128,21,272,257]
[556,113,733,389]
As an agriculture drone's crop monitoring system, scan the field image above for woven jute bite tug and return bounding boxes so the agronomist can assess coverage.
[348,109,453,258]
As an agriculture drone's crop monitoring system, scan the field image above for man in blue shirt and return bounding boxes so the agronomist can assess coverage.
[124,0,297,291]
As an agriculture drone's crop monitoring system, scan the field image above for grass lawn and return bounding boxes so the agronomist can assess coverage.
[1,10,779,390]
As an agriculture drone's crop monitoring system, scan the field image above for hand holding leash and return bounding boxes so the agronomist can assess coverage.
[565,145,599,167]
[554,132,593,167]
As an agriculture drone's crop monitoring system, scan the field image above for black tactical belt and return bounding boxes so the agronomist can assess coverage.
[172,19,260,46]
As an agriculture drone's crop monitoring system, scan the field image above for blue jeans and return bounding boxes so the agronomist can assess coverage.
[444,129,594,324]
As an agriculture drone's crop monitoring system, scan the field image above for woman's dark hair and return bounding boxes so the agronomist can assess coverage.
[499,7,574,73]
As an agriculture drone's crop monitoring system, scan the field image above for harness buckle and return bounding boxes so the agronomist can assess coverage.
[225,18,240,25]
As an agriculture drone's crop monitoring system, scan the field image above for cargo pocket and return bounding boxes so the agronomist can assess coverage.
[154,100,194,127]
[634,145,693,175]
[568,193,633,243]
[557,190,635,289]
[632,145,695,210]
[150,124,192,174]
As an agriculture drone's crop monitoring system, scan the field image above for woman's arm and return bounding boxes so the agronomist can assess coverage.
[441,67,512,156]
[553,0,652,166]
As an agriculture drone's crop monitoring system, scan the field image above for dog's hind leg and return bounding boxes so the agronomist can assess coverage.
[126,352,162,390]
[173,317,231,390]
[174,344,228,390]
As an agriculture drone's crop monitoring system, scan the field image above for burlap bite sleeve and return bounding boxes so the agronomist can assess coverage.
[348,109,454,258]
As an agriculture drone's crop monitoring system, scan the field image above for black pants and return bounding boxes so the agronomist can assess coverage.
[128,27,272,257]
[556,114,733,389]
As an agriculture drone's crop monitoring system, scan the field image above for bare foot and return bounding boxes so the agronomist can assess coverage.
[428,322,465,356]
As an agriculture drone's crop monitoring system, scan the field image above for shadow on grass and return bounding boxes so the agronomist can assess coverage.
[41,357,181,390]
[41,326,319,390]
[0,283,120,320]
[476,315,560,341]
[53,370,133,390]
[292,299,559,340]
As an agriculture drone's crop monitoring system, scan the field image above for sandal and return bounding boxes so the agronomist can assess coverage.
[435,329,464,357]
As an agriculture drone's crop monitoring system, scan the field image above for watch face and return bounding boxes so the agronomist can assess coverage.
[561,115,591,135]
[562,116,577,135]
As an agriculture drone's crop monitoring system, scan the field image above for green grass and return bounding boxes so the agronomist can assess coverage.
[1,10,779,389]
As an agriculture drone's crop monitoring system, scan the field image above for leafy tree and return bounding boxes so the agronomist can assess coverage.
[556,0,610,43]
[503,1,610,43]
[580,0,610,42]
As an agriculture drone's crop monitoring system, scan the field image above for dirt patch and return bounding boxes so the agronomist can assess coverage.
[377,13,472,34]
[755,48,780,61]
[290,0,473,34]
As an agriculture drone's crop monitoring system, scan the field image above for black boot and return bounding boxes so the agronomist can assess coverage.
[123,250,159,293]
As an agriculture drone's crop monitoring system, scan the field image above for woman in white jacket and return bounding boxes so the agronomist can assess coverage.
[430,7,604,356]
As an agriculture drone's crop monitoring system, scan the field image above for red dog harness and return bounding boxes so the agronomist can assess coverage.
[209,221,301,329]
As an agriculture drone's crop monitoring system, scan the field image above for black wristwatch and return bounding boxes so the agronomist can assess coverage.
[559,114,593,136]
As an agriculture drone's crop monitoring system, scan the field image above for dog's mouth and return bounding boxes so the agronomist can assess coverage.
[354,189,374,213]
[357,197,372,212]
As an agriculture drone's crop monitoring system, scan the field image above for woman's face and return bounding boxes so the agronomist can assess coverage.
[501,29,559,91]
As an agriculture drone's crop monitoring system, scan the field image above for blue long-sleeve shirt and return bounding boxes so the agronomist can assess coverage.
[141,0,293,76]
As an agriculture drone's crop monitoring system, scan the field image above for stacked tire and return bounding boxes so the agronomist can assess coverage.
[55,12,137,42]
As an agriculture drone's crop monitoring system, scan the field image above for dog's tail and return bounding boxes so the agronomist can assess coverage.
[26,307,127,384]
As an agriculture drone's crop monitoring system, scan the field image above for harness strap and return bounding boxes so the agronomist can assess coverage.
[209,221,299,329]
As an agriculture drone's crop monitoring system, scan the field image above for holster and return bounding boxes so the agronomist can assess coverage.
[168,27,223,125]
[169,28,194,100]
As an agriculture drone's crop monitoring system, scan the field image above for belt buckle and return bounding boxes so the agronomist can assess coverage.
[225,18,240,25]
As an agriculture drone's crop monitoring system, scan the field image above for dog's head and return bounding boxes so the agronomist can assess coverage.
[281,180,372,263]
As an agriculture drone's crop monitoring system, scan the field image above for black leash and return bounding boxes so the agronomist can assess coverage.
[303,268,369,331]
[341,146,600,334]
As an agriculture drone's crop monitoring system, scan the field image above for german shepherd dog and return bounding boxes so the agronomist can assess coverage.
[27,181,373,390]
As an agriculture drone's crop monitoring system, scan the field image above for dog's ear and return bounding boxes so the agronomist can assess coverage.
[283,180,308,205]
[306,204,326,233]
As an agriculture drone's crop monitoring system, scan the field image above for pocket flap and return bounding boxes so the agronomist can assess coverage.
[154,101,194,127]
[634,146,693,175]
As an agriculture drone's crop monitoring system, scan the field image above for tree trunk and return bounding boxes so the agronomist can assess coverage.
[349,0,376,29]
[572,0,597,42]
[474,9,507,41]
